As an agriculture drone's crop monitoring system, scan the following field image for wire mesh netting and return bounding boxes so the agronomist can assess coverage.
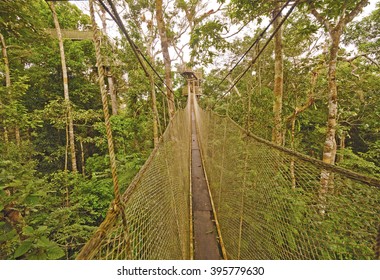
[193,97,380,260]
[77,103,191,260]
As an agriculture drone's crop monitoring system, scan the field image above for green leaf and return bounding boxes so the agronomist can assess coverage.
[28,253,48,260]
[36,236,52,247]
[24,194,40,205]
[0,229,18,242]
[22,226,34,235]
[36,226,48,234]
[46,245,65,260]
[14,240,33,258]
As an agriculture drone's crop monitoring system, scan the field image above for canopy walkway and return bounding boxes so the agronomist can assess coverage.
[77,92,380,260]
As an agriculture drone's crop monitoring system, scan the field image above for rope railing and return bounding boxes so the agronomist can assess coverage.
[193,96,380,260]
[77,99,191,260]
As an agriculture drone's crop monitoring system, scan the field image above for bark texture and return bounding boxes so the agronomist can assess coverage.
[1,33,20,146]
[1,33,11,146]
[272,3,284,146]
[150,75,159,147]
[309,0,369,212]
[49,2,77,172]
[155,0,175,119]
[107,71,118,115]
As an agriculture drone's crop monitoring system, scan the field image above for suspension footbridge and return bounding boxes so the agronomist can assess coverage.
[76,90,380,260]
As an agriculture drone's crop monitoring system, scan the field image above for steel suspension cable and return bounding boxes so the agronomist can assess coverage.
[217,0,293,88]
[97,0,176,103]
[214,0,300,107]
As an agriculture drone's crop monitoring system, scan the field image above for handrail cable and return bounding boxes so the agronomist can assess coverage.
[217,0,293,88]
[214,0,300,107]
[97,0,176,103]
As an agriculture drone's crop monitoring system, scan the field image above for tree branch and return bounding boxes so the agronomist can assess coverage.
[345,0,370,24]
[222,20,251,39]
[308,2,331,32]
[340,52,380,69]
[285,94,315,123]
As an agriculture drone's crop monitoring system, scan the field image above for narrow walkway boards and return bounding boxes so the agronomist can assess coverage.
[191,110,222,260]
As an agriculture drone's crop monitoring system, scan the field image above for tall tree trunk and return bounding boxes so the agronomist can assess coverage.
[309,0,369,214]
[272,3,284,146]
[80,139,85,176]
[15,127,20,146]
[1,33,10,147]
[150,75,159,147]
[147,19,161,146]
[107,72,118,115]
[338,132,346,163]
[322,33,340,165]
[99,4,107,34]
[98,7,118,116]
[48,2,77,173]
[290,114,296,189]
[1,33,20,146]
[320,30,342,192]
[65,122,68,171]
[3,127,9,144]
[155,0,175,119]
[0,33,11,89]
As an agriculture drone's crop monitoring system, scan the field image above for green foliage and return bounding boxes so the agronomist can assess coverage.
[362,140,380,166]
[13,226,65,260]
[338,148,380,178]
[190,20,229,64]
[0,151,67,259]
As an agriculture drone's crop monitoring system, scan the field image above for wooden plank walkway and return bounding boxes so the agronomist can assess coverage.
[191,110,222,260]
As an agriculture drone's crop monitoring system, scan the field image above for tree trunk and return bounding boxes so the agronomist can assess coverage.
[155,0,176,119]
[80,139,85,176]
[99,7,118,116]
[0,33,11,88]
[107,71,118,115]
[322,33,340,165]
[1,33,21,147]
[0,33,11,89]
[320,30,341,192]
[65,122,68,171]
[150,75,159,147]
[49,2,77,173]
[3,127,9,144]
[308,1,369,202]
[272,3,284,146]
[1,33,10,147]
[146,22,161,147]
[100,4,107,34]
[338,132,346,162]
[15,126,20,146]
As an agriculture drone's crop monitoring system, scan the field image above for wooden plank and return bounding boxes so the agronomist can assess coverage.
[45,28,93,40]
[191,110,222,260]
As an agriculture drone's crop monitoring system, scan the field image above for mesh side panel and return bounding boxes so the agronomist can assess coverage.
[194,98,380,260]
[78,104,191,260]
